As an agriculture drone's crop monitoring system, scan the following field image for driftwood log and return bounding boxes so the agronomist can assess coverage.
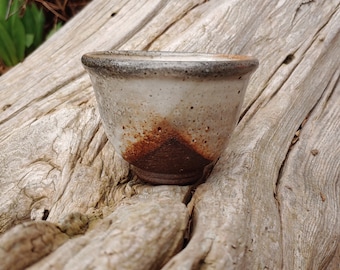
[0,0,339,269]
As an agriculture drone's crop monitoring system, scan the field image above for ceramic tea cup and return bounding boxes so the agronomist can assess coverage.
[81,50,258,185]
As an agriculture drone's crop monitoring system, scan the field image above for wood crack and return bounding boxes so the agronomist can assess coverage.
[273,66,339,269]
[292,0,315,25]
[274,67,336,198]
[0,71,85,129]
[113,0,171,50]
[239,47,298,126]
[143,0,209,51]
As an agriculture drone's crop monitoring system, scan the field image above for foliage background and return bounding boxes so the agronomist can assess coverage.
[0,0,91,75]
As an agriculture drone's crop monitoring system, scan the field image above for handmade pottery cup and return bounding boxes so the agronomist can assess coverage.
[81,50,258,185]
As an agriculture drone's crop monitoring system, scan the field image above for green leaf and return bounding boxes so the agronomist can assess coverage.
[0,0,9,20]
[22,4,35,52]
[7,0,22,18]
[0,21,18,66]
[1,0,26,62]
[30,3,45,48]
[7,14,26,61]
[22,4,34,31]
[25,33,34,47]
[22,3,45,54]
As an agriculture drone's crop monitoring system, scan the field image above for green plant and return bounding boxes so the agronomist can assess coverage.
[0,0,45,66]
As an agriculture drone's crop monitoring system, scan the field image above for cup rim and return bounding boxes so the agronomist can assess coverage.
[81,50,259,78]
[82,50,258,62]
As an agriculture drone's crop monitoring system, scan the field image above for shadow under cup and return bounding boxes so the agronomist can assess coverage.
[82,50,258,185]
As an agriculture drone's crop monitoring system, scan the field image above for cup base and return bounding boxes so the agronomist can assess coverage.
[132,166,205,185]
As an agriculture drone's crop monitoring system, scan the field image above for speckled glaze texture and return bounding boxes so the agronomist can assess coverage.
[82,51,258,185]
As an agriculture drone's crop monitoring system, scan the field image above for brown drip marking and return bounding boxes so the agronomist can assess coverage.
[123,120,212,175]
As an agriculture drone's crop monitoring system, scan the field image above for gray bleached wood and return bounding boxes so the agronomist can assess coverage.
[0,0,339,269]
[0,221,69,270]
[278,71,340,269]
[27,200,189,270]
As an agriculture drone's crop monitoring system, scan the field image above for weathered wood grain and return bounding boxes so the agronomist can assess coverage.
[0,221,69,270]
[0,0,339,269]
[278,70,340,269]
[27,201,189,270]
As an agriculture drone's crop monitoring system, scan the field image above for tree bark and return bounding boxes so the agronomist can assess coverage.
[0,0,339,269]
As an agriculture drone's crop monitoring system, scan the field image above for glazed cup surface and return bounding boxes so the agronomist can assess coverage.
[82,50,258,185]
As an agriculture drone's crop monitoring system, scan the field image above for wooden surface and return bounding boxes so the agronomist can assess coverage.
[0,0,339,269]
